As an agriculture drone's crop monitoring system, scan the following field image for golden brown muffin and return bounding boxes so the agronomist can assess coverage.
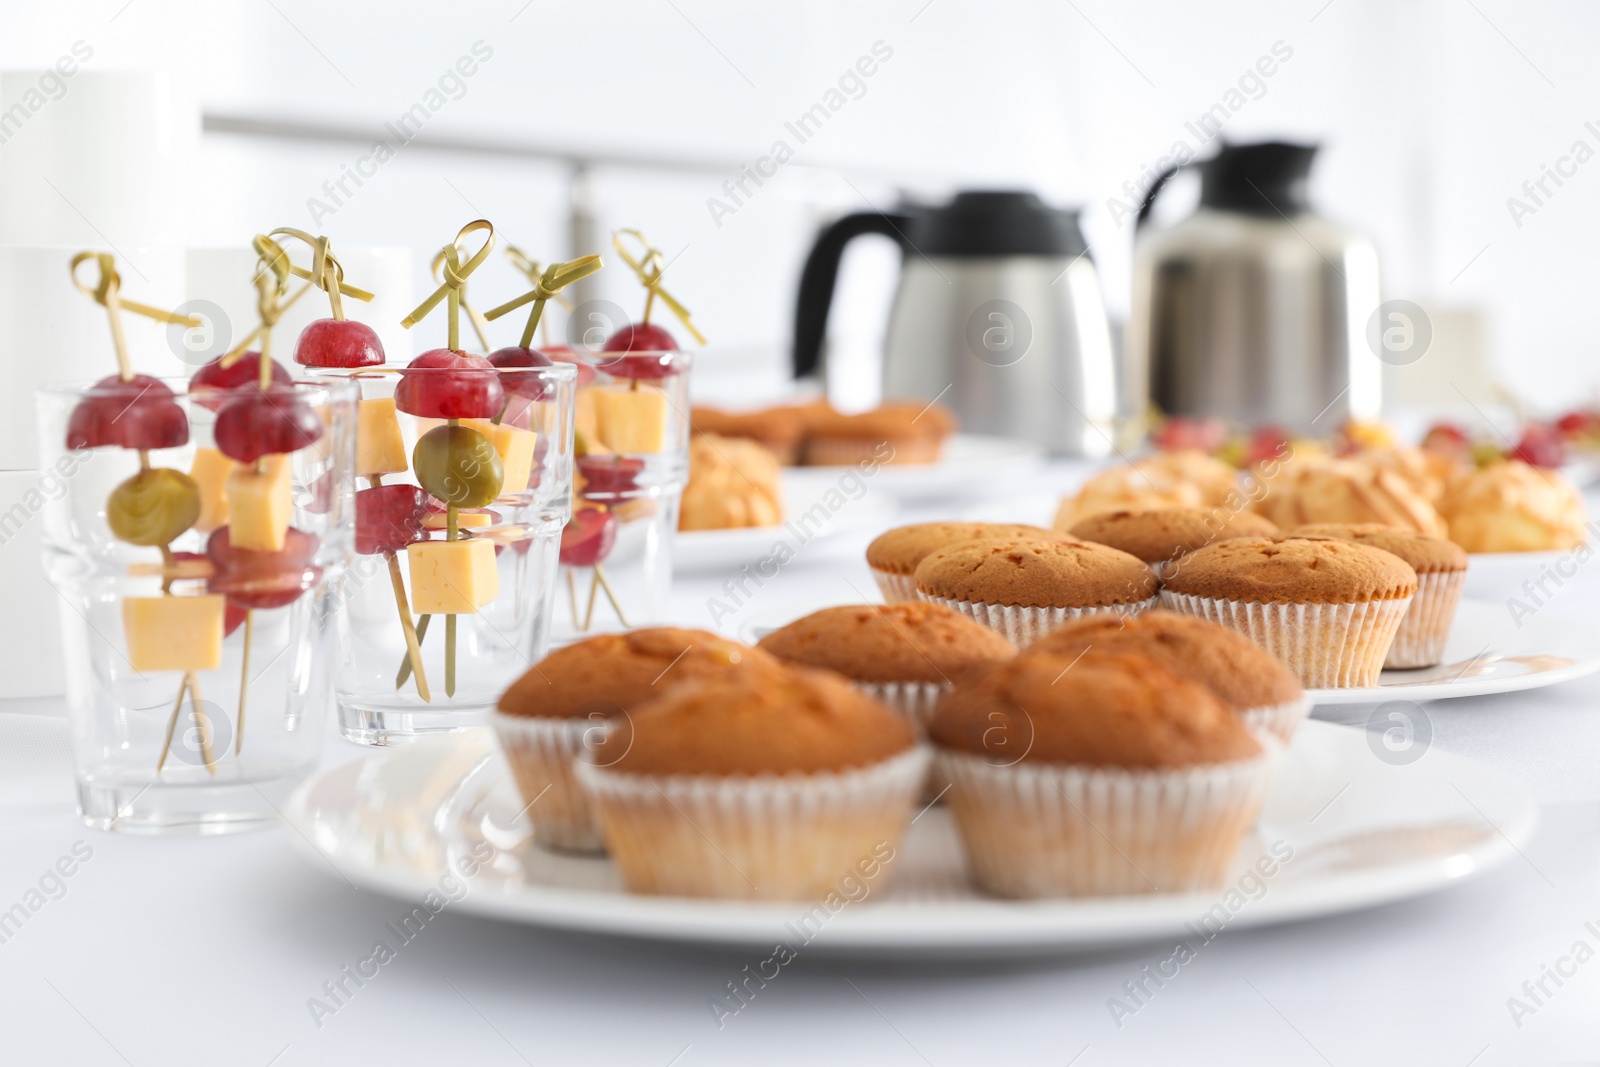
[497,627,776,719]
[866,522,1062,577]
[1057,450,1241,527]
[802,400,956,466]
[929,648,1261,768]
[1252,458,1446,536]
[1290,523,1467,574]
[679,433,784,531]
[1437,460,1589,553]
[1164,537,1418,604]
[914,538,1157,609]
[1350,447,1447,504]
[757,602,1016,684]
[1024,609,1302,712]
[1069,507,1279,564]
[691,405,807,465]
[591,664,916,775]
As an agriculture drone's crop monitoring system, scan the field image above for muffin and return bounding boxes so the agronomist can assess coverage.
[802,400,956,466]
[575,665,926,899]
[1350,446,1447,504]
[691,405,807,465]
[1025,609,1307,742]
[913,537,1157,646]
[1291,524,1468,668]
[1069,507,1279,577]
[1057,450,1241,527]
[928,649,1276,897]
[1252,458,1447,537]
[1437,460,1589,553]
[1160,537,1418,688]
[679,433,784,531]
[757,602,1016,732]
[494,628,777,852]
[865,521,1061,602]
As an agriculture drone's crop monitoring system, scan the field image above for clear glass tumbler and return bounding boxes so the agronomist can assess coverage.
[555,350,691,641]
[37,376,358,834]
[323,364,576,744]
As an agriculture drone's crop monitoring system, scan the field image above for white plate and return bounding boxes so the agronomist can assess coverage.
[283,721,1533,957]
[673,482,899,573]
[786,433,1046,503]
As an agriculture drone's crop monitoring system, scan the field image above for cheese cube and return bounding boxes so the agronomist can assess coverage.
[422,509,493,529]
[407,538,499,614]
[188,447,235,533]
[122,595,225,672]
[593,385,668,454]
[574,387,598,444]
[357,397,408,475]
[224,455,294,552]
[461,419,538,495]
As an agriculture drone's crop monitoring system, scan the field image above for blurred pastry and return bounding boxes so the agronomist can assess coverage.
[1252,458,1447,537]
[1160,536,1417,688]
[1069,507,1278,576]
[576,665,925,900]
[494,628,778,852]
[866,521,1061,602]
[679,433,783,531]
[1291,523,1467,669]
[913,537,1157,646]
[1057,449,1239,527]
[1437,459,1589,553]
[691,404,806,465]
[802,399,956,466]
[1350,446,1448,504]
[928,648,1274,897]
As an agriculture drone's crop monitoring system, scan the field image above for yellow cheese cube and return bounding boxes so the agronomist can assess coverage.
[422,510,493,529]
[406,538,499,614]
[575,387,599,443]
[122,595,225,672]
[357,397,408,475]
[224,455,294,552]
[461,419,538,495]
[188,447,235,533]
[593,385,668,454]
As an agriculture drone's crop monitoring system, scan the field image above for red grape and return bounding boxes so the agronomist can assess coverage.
[189,352,293,412]
[487,345,553,400]
[603,322,678,352]
[295,318,385,369]
[1243,425,1291,467]
[205,525,322,610]
[576,454,644,500]
[66,374,189,452]
[560,507,616,567]
[1511,424,1567,469]
[355,484,428,556]
[1421,422,1469,456]
[544,346,596,388]
[214,385,324,463]
[173,550,250,635]
[393,349,506,420]
[1556,410,1600,438]
[1152,416,1227,454]
[600,325,683,380]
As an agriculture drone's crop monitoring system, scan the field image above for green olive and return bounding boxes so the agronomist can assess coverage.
[414,424,504,508]
[107,468,201,546]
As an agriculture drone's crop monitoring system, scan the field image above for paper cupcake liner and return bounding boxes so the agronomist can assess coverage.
[1239,696,1311,745]
[933,745,1280,898]
[870,568,920,604]
[1386,570,1466,669]
[1159,591,1412,688]
[574,747,930,900]
[855,680,952,804]
[492,713,606,854]
[920,595,1158,648]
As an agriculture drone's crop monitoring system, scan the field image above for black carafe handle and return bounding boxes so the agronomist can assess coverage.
[791,211,914,379]
[1135,163,1186,230]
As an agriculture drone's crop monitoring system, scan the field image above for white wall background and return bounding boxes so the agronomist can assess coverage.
[3,0,1599,410]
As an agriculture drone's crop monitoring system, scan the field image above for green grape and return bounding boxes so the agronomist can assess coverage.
[108,468,201,546]
[413,424,504,508]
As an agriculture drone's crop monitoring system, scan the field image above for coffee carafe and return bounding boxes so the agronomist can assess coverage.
[792,191,1119,456]
[1126,141,1381,433]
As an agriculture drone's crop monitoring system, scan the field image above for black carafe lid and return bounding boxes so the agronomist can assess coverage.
[914,191,1088,257]
[1198,141,1318,216]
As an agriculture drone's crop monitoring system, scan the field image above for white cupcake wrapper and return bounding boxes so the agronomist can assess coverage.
[1159,591,1412,688]
[920,595,1158,647]
[574,747,931,900]
[933,744,1280,898]
[1387,570,1466,669]
[1239,696,1311,745]
[492,713,607,854]
[870,568,921,604]
[853,680,949,735]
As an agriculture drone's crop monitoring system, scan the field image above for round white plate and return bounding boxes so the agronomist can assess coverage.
[673,482,898,573]
[283,721,1533,957]
[786,433,1046,503]
[1459,546,1592,601]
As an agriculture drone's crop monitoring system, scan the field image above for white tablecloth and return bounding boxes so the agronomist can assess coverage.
[2,465,1598,1065]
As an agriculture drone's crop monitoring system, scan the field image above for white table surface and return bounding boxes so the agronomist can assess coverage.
[4,463,1599,1066]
